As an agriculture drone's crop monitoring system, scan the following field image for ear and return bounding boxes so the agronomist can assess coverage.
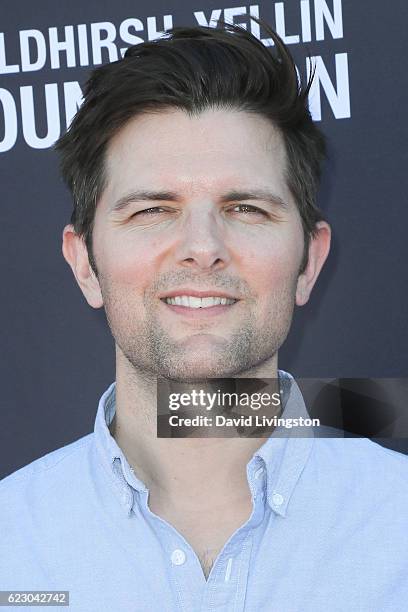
[62,225,104,308]
[296,221,331,306]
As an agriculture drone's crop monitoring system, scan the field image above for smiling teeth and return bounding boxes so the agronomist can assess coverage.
[164,296,236,308]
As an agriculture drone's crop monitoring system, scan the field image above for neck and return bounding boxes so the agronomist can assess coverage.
[110,347,279,501]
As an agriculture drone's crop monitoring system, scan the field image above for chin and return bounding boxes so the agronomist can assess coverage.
[157,355,240,382]
[160,365,228,382]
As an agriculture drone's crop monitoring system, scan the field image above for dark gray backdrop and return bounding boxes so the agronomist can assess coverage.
[1,0,407,479]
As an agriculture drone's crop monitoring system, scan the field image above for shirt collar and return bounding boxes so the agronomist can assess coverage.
[253,370,314,516]
[94,383,147,516]
[93,371,314,517]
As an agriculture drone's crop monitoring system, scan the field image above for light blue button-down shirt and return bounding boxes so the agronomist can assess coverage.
[1,373,408,611]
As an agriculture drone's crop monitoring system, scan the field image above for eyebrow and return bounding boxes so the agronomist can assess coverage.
[109,188,289,213]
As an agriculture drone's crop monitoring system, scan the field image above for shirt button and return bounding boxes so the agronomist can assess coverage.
[171,549,186,566]
[272,492,284,506]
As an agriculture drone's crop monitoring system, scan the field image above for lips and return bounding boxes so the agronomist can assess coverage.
[162,295,237,308]
[159,288,239,300]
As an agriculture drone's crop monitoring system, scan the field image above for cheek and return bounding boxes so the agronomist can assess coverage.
[98,233,162,290]
[238,230,303,293]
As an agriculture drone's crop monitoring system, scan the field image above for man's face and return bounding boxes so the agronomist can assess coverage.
[90,108,307,380]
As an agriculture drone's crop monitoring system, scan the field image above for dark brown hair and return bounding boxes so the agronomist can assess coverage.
[55,20,326,274]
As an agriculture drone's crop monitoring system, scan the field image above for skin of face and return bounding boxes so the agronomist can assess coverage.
[63,108,331,382]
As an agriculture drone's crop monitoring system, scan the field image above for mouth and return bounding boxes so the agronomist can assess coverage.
[162,295,237,307]
[159,294,239,317]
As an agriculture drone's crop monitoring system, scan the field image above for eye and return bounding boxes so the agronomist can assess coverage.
[130,206,167,218]
[229,204,267,216]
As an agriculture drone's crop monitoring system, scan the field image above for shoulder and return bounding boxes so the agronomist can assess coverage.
[314,434,408,465]
[0,434,94,501]
[0,434,104,586]
[310,436,408,496]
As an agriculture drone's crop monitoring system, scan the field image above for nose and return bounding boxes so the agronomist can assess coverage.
[174,203,230,272]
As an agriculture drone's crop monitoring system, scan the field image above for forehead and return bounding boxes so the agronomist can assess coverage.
[102,108,291,204]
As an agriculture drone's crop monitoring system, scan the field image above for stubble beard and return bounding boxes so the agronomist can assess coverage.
[101,280,297,383]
